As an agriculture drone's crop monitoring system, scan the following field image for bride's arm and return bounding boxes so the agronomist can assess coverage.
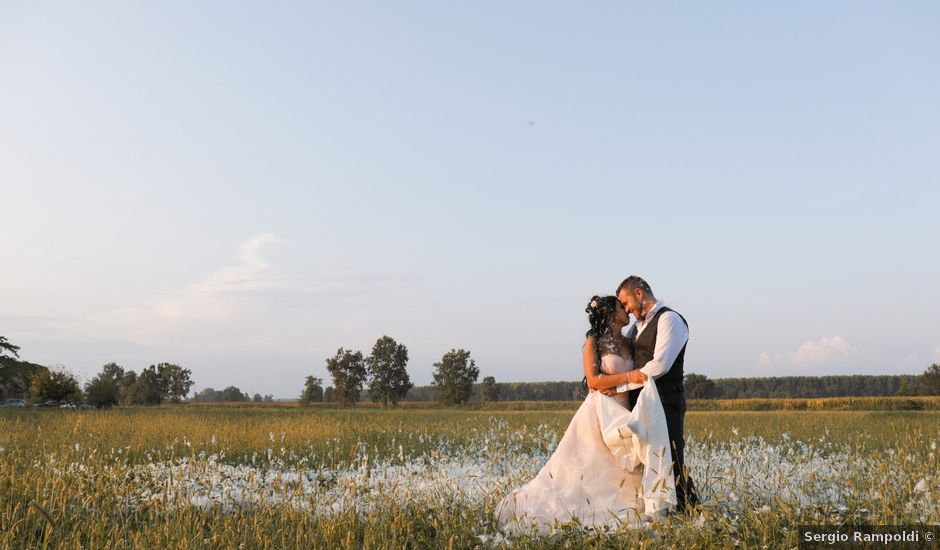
[583,337,632,390]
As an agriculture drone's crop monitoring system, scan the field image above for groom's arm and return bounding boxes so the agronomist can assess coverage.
[615,312,688,393]
[588,324,636,394]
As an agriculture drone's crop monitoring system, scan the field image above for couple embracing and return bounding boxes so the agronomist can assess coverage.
[495,275,699,534]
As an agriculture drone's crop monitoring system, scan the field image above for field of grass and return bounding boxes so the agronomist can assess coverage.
[186,395,940,411]
[1,405,938,549]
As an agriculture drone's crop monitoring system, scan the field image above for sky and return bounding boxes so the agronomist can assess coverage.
[1,2,938,398]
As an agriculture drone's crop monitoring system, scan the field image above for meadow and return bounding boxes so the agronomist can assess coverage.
[1,403,938,549]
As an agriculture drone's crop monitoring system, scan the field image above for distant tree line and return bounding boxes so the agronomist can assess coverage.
[698,373,937,399]
[5,335,940,405]
[1,336,283,407]
[1,335,197,407]
[301,337,489,407]
[403,370,940,401]
[404,380,582,402]
[194,387,274,403]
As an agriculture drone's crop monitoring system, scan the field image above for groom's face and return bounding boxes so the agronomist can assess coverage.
[618,289,643,319]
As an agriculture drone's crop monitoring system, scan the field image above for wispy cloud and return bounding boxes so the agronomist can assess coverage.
[88,234,287,341]
[191,234,284,296]
[758,336,857,369]
[80,234,420,354]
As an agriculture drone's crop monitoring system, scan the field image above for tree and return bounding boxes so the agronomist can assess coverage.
[100,362,124,381]
[366,336,413,406]
[325,348,367,406]
[0,336,21,359]
[684,373,717,399]
[432,349,479,405]
[118,370,138,397]
[263,394,274,402]
[124,368,162,405]
[221,386,249,402]
[150,363,194,403]
[253,393,263,403]
[30,365,82,403]
[84,362,125,408]
[324,386,334,403]
[480,376,499,403]
[299,376,324,405]
[195,386,249,402]
[194,387,223,402]
[897,376,924,396]
[0,357,47,400]
[923,364,940,396]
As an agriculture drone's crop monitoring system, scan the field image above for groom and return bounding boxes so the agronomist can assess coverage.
[612,275,698,512]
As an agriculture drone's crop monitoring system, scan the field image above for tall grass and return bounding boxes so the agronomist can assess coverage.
[1,407,937,549]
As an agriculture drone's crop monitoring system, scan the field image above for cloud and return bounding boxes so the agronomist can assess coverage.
[790,336,855,367]
[190,233,283,296]
[758,336,857,369]
[81,234,418,352]
[88,234,287,342]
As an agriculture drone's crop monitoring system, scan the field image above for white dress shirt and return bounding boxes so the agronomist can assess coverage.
[617,301,689,394]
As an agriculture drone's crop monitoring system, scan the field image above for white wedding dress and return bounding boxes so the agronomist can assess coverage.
[494,353,677,534]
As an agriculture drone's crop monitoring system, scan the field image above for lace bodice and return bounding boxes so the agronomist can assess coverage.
[597,332,624,357]
[601,353,634,376]
[594,335,634,407]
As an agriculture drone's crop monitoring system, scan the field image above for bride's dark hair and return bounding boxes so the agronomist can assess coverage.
[585,295,618,339]
[581,295,618,398]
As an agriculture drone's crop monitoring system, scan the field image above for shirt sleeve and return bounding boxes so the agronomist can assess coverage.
[617,380,643,393]
[639,311,689,379]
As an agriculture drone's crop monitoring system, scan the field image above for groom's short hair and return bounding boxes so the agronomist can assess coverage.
[616,276,654,298]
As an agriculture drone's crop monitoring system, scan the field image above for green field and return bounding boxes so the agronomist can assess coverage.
[1,406,938,549]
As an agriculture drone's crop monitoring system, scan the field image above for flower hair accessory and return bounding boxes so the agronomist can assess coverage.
[590,300,598,309]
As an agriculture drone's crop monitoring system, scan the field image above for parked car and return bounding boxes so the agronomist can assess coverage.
[37,400,61,408]
[59,402,78,410]
[2,399,26,408]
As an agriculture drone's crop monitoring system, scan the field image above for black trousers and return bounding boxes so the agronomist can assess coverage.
[628,389,698,510]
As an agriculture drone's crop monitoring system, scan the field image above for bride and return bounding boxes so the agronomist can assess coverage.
[494,295,677,534]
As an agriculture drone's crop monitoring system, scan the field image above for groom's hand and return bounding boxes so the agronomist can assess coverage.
[627,370,647,384]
